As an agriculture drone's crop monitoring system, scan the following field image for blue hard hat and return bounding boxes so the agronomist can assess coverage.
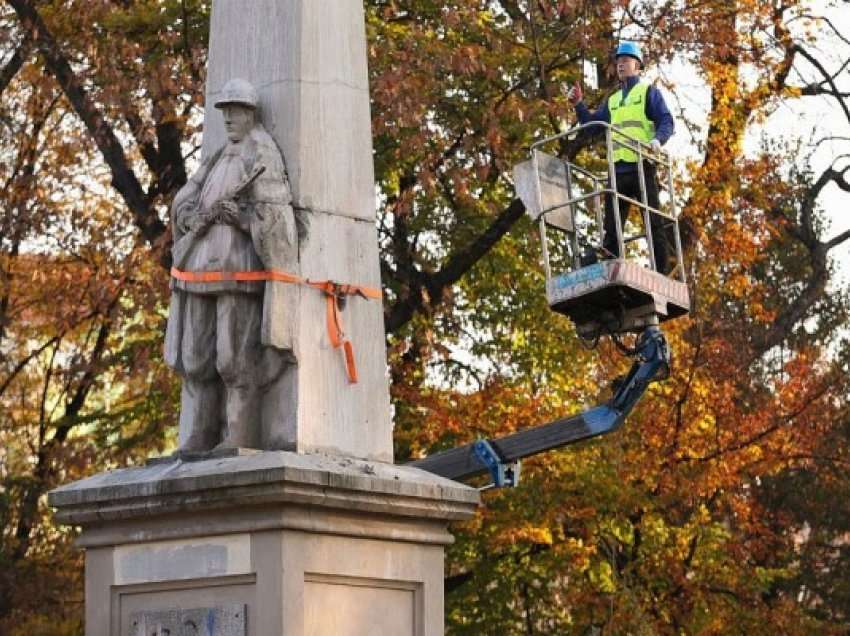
[616,41,643,65]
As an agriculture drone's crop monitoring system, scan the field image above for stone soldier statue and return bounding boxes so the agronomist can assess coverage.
[164,78,298,452]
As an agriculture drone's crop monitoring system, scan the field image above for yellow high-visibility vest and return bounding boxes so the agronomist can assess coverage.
[608,82,655,163]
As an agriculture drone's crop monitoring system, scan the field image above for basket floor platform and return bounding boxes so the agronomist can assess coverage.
[548,259,690,336]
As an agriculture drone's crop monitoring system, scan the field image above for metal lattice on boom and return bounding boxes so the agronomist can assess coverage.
[408,123,689,489]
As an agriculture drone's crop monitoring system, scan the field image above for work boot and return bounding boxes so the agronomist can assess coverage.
[580,247,599,268]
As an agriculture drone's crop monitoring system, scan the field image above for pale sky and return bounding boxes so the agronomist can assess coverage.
[652,2,849,284]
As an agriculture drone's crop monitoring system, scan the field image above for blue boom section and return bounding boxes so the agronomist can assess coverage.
[407,326,669,486]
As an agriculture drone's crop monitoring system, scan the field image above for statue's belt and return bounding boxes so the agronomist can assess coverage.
[170,267,381,384]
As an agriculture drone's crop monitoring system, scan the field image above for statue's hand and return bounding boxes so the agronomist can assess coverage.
[177,208,198,235]
[174,199,198,233]
[180,210,216,236]
[212,199,241,226]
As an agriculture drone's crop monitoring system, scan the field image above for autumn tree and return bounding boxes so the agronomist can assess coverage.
[368,1,850,633]
[1,0,849,633]
[0,1,209,629]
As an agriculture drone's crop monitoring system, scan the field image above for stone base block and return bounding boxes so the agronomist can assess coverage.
[48,451,479,636]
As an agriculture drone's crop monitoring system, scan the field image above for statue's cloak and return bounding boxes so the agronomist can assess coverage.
[164,126,298,372]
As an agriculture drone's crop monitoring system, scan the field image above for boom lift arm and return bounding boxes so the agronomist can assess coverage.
[407,325,669,487]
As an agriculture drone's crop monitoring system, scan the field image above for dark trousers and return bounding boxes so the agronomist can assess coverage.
[603,163,669,274]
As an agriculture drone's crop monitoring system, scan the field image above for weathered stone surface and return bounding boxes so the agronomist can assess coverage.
[51,453,478,635]
[287,213,389,457]
[145,447,263,466]
[114,534,252,585]
[129,604,246,636]
[48,450,479,530]
[203,0,393,462]
[94,523,451,635]
[165,83,300,454]
[304,577,415,636]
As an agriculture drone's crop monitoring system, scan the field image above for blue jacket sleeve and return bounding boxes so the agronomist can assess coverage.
[575,100,610,126]
[646,86,675,145]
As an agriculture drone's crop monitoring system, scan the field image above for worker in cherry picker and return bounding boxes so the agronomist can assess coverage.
[566,41,675,274]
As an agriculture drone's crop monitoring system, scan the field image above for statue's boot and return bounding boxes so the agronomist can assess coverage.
[178,380,223,452]
[217,384,261,449]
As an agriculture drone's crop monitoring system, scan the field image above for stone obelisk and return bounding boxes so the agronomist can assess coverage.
[48,2,478,635]
[201,0,392,461]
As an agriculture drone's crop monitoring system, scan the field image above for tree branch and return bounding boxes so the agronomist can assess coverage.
[752,162,850,353]
[384,197,526,334]
[788,13,850,48]
[800,85,850,99]
[0,334,62,398]
[7,0,167,246]
[793,44,850,126]
[0,34,31,98]
[10,309,114,567]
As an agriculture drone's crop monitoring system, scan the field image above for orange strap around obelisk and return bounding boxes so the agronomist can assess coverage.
[170,267,382,384]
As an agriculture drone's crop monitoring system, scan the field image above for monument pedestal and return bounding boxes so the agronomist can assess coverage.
[49,452,478,636]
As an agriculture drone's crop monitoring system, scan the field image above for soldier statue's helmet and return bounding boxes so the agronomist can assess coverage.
[214,78,259,110]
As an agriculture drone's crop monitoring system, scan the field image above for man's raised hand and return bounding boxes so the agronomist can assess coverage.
[565,81,583,105]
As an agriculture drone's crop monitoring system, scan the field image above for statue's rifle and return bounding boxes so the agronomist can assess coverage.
[172,164,267,269]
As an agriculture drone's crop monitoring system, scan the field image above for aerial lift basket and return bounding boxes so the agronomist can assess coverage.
[513,121,690,339]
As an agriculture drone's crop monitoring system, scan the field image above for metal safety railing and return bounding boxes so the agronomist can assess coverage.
[529,121,686,284]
